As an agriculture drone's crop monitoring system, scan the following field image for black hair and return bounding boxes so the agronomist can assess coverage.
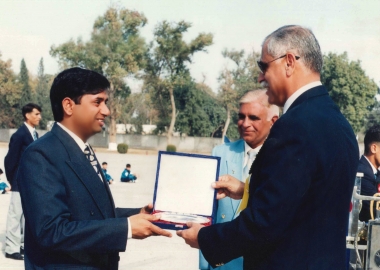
[50,67,110,121]
[364,124,380,155]
[22,103,42,120]
[102,162,107,165]
[126,164,131,168]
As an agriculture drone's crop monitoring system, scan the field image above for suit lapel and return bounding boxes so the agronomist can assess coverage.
[21,124,34,143]
[227,140,245,214]
[52,123,115,218]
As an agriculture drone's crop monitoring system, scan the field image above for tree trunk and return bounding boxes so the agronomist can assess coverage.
[167,87,176,145]
[108,83,117,150]
[221,108,230,144]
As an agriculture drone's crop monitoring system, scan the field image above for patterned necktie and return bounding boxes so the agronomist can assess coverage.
[33,130,38,141]
[84,145,103,182]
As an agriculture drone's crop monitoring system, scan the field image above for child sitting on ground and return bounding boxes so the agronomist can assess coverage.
[0,168,10,194]
[101,162,114,184]
[120,164,137,183]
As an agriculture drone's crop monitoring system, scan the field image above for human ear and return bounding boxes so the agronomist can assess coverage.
[62,98,75,116]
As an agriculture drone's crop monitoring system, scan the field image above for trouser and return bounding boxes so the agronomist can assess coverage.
[5,191,24,254]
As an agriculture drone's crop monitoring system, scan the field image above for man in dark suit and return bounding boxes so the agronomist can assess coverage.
[178,25,359,269]
[4,103,41,260]
[358,125,380,222]
[17,67,171,270]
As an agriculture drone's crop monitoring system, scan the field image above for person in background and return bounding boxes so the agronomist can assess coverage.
[101,162,114,185]
[199,89,279,270]
[4,103,41,261]
[121,164,137,183]
[0,168,11,194]
[358,124,380,222]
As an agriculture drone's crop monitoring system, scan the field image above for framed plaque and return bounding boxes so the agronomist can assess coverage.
[152,151,220,230]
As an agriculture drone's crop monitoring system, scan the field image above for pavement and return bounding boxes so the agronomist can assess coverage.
[0,144,202,269]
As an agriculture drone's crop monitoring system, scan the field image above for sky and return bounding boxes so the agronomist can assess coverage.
[1,0,380,92]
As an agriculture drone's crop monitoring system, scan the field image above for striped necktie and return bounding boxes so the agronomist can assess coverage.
[84,145,103,182]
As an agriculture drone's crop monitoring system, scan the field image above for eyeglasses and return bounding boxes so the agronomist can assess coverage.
[257,54,300,74]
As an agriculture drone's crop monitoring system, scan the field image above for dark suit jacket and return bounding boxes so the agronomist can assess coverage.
[4,124,34,192]
[198,86,359,269]
[17,123,140,270]
[358,155,379,222]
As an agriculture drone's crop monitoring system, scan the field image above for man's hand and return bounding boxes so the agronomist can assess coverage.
[129,214,172,239]
[212,174,245,200]
[176,222,203,249]
[140,203,153,214]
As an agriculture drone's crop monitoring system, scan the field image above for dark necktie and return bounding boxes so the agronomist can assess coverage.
[84,145,103,182]
[376,170,380,180]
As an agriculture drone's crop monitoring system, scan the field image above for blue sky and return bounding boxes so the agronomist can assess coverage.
[1,0,379,92]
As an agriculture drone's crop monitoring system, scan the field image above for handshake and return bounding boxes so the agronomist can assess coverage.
[133,175,243,247]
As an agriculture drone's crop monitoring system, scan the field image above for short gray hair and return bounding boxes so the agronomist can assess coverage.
[239,89,279,120]
[264,25,323,73]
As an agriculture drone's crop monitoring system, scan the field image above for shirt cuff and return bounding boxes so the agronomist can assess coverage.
[127,218,132,239]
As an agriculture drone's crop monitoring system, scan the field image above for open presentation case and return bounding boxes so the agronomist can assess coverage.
[152,151,221,230]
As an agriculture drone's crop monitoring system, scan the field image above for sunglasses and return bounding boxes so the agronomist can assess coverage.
[257,54,300,74]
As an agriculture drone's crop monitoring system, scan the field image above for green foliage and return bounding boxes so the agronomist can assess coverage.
[117,143,128,153]
[35,58,53,129]
[19,59,33,109]
[50,7,148,142]
[217,48,262,139]
[321,52,379,133]
[144,20,213,142]
[0,54,22,128]
[166,144,176,152]
[175,79,225,137]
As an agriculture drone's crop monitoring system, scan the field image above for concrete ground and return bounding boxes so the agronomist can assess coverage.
[0,144,202,269]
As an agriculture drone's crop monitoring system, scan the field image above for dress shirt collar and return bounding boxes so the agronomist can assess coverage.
[364,155,378,175]
[283,81,322,114]
[24,122,36,138]
[56,122,88,152]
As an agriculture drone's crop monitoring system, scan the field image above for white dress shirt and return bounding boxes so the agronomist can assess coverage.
[56,122,133,238]
[364,156,378,175]
[24,122,37,140]
[283,81,322,114]
[243,142,263,178]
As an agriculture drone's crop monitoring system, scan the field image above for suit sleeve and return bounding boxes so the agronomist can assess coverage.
[115,207,141,218]
[4,132,24,184]
[198,122,315,267]
[18,146,129,253]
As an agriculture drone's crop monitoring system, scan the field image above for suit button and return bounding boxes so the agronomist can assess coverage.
[221,214,225,219]
[90,211,94,216]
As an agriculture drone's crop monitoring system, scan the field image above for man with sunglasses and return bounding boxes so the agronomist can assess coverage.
[178,25,359,269]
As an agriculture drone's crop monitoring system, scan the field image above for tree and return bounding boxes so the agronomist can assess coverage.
[144,20,213,144]
[218,68,238,142]
[51,7,147,148]
[174,78,225,137]
[19,59,33,107]
[321,52,379,134]
[0,53,22,128]
[35,58,53,129]
[217,49,262,141]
